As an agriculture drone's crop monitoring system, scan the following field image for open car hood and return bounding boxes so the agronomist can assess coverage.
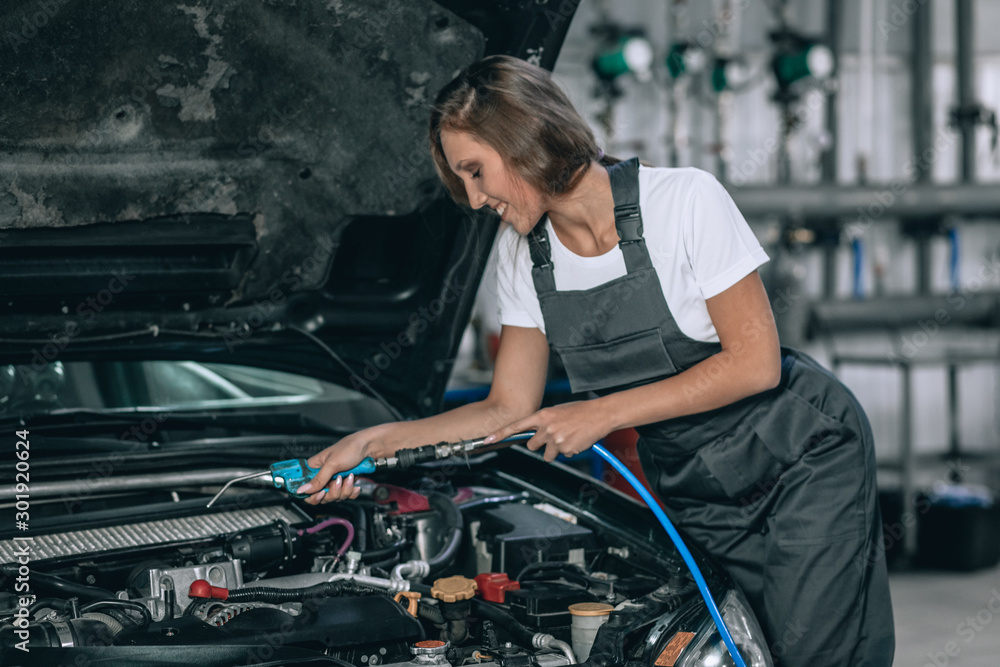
[0,0,577,417]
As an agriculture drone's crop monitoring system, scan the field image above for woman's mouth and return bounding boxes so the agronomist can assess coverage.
[496,202,507,220]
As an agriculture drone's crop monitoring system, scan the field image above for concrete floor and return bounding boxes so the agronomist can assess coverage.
[890,564,1000,666]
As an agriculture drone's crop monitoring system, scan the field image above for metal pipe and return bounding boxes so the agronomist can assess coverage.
[0,468,265,501]
[948,364,961,467]
[901,362,915,559]
[807,293,1000,336]
[240,571,411,595]
[391,560,430,583]
[665,1,685,168]
[534,634,577,665]
[916,233,932,295]
[857,0,875,183]
[823,244,837,299]
[726,183,1000,219]
[912,0,934,183]
[956,0,976,182]
[911,0,934,294]
[821,0,842,183]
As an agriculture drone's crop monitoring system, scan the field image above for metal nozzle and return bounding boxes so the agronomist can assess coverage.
[440,432,537,458]
[205,470,271,508]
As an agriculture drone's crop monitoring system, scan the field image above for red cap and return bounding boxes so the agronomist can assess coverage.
[189,579,229,600]
[474,573,520,604]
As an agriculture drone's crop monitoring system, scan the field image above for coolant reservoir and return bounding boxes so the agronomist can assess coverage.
[568,602,614,661]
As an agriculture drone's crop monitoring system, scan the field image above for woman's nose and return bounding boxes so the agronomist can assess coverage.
[467,186,488,210]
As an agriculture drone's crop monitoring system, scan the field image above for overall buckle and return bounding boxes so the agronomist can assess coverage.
[614,204,643,244]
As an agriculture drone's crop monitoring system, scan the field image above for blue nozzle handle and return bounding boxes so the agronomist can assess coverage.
[269,457,377,498]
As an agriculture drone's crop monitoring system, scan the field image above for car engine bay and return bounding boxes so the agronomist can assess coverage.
[0,456,711,666]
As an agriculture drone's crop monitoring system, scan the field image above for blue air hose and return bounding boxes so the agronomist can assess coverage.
[495,432,748,667]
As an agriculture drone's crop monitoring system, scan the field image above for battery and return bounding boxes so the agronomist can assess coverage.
[474,503,598,578]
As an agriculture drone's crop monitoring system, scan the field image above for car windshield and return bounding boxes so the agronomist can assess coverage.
[2,360,383,415]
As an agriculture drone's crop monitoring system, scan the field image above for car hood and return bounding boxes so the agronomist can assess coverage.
[0,0,576,417]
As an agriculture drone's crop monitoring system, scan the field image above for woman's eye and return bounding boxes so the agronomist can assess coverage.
[472,169,481,179]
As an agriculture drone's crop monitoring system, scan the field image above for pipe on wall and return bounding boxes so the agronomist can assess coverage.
[910,0,935,295]
[727,183,1000,219]
[856,0,875,183]
[820,0,842,184]
[955,0,977,183]
[911,0,934,183]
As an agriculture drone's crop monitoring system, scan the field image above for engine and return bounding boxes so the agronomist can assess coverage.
[0,475,696,666]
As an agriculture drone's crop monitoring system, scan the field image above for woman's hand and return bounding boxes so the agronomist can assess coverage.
[483,401,613,462]
[298,424,390,505]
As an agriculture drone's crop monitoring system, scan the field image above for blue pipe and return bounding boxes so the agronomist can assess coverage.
[949,227,960,292]
[496,432,747,667]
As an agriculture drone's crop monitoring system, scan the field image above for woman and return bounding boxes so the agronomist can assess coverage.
[299,55,894,667]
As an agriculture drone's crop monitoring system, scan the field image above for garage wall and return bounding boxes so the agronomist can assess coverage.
[541,0,1000,473]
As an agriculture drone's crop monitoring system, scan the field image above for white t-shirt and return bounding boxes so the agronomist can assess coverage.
[495,165,769,343]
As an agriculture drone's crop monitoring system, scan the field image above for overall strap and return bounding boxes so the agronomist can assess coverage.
[528,216,556,293]
[607,157,652,272]
[527,157,651,294]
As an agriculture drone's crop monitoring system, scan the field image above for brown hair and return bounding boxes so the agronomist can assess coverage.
[428,55,619,208]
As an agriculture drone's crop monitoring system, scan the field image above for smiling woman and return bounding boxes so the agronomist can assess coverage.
[304,55,896,667]
[427,55,601,214]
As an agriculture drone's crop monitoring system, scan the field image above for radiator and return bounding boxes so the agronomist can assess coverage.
[0,505,302,564]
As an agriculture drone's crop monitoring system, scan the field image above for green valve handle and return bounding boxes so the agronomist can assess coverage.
[269,457,377,498]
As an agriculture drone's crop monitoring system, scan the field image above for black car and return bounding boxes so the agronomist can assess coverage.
[0,1,771,665]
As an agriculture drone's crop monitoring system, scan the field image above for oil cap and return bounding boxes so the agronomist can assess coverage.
[411,640,450,656]
[431,576,477,603]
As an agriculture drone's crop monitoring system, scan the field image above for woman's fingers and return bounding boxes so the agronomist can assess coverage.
[303,472,357,505]
[543,441,562,462]
[301,445,359,503]
[485,416,529,444]
[524,431,547,452]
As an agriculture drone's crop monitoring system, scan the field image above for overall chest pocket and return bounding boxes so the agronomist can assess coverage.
[553,328,678,394]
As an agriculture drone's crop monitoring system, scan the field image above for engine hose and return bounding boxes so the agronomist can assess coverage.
[415,595,536,648]
[1,567,115,601]
[163,587,176,621]
[82,612,125,635]
[591,443,748,667]
[469,598,536,648]
[96,606,137,629]
[367,553,402,572]
[416,599,445,624]
[79,599,153,628]
[225,579,384,604]
[27,598,73,618]
[457,493,526,511]
[345,503,368,551]
[359,535,407,562]
[426,491,463,577]
[409,582,432,596]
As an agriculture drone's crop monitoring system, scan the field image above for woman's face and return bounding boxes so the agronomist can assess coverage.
[439,128,546,235]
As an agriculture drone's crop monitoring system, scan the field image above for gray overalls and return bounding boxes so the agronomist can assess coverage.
[526,158,895,667]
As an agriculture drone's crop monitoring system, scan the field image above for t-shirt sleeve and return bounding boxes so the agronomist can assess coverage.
[683,170,769,299]
[495,224,544,331]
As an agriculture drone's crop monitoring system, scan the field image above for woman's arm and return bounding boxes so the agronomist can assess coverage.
[367,324,550,455]
[301,324,549,503]
[484,271,780,460]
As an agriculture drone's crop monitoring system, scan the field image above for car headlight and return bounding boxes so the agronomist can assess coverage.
[675,589,772,667]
